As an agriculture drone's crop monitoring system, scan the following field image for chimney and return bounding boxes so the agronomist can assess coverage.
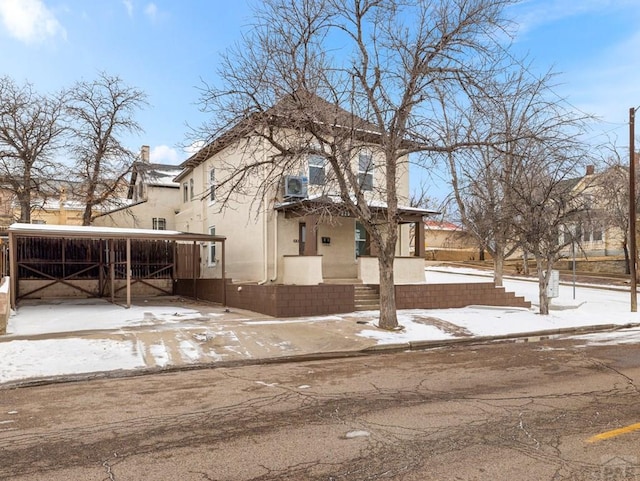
[140,145,150,163]
[586,165,594,176]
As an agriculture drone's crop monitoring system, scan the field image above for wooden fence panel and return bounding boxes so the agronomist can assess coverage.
[176,243,200,279]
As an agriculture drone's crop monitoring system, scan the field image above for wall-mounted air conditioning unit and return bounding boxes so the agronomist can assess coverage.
[284,175,308,198]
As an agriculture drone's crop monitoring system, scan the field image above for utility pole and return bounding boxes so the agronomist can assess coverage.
[630,107,637,312]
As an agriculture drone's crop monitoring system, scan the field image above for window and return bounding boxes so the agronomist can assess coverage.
[593,229,603,242]
[308,154,325,185]
[189,178,194,201]
[31,219,46,225]
[355,222,369,257]
[183,182,188,202]
[208,226,216,265]
[358,151,373,191]
[208,168,216,202]
[152,217,166,230]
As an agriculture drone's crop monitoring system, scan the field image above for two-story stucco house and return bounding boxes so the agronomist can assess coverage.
[173,93,432,288]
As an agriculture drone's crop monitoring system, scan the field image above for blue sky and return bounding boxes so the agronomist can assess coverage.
[1,0,639,191]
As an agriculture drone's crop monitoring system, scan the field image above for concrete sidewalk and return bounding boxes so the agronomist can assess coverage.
[4,266,640,387]
[2,293,639,389]
[1,296,449,363]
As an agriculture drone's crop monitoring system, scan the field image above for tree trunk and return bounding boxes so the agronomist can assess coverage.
[377,250,398,330]
[18,196,30,223]
[493,251,504,287]
[82,203,93,226]
[623,241,630,275]
[523,251,530,276]
[536,257,551,315]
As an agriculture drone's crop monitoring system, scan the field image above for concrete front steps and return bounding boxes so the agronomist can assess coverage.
[354,285,380,311]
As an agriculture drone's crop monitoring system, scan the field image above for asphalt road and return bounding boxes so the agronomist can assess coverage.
[1,336,640,480]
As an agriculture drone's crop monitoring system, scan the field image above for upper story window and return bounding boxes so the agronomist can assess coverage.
[152,217,166,230]
[308,154,326,185]
[189,178,194,201]
[208,168,216,202]
[358,150,374,191]
[182,182,188,203]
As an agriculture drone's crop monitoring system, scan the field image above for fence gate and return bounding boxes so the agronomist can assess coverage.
[176,243,201,279]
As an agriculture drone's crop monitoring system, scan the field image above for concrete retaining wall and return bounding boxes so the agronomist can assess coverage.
[395,282,531,309]
[175,279,355,317]
[176,278,529,317]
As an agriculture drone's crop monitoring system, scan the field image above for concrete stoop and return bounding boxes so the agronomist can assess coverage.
[496,287,531,309]
[354,285,380,311]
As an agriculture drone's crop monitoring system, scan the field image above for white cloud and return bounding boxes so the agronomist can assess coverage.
[0,0,66,44]
[185,140,205,155]
[512,0,638,38]
[122,0,133,18]
[144,2,158,22]
[150,145,181,164]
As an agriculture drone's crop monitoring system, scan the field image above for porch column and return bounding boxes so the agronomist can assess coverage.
[126,237,131,308]
[8,231,16,309]
[192,241,198,299]
[221,239,226,307]
[415,220,425,257]
[303,215,318,256]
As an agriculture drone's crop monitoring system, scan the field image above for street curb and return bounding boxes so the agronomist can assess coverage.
[3,322,639,391]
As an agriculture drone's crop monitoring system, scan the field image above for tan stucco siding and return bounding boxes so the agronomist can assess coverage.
[94,187,180,230]
[317,219,358,279]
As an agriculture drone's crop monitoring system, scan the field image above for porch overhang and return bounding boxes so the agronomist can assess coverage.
[274,197,437,258]
[274,197,438,222]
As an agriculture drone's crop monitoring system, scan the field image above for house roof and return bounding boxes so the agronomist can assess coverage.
[174,90,419,182]
[8,223,226,243]
[128,162,181,199]
[424,220,462,231]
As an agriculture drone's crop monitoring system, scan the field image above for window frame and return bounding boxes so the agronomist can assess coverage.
[358,150,374,191]
[208,226,216,266]
[308,154,326,185]
[152,217,166,230]
[208,167,216,203]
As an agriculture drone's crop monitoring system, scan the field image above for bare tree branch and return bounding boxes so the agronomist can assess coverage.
[66,72,147,225]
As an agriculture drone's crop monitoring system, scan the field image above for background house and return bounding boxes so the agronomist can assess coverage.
[93,145,181,231]
[0,178,101,230]
[558,165,625,259]
[418,220,482,261]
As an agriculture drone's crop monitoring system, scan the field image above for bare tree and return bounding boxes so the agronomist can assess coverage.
[66,73,147,225]
[197,0,514,329]
[0,76,66,223]
[510,135,592,314]
[441,68,593,291]
[597,145,637,274]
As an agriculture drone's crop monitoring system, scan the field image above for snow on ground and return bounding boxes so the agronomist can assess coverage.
[2,266,640,384]
[0,338,145,382]
[6,299,204,336]
[570,327,640,347]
